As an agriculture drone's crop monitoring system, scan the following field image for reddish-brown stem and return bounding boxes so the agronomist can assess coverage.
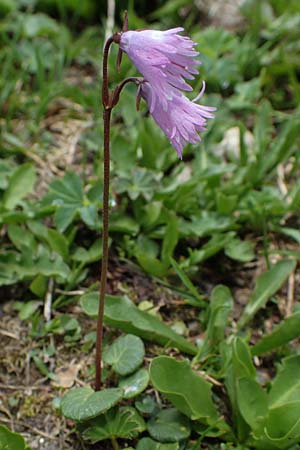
[111,77,141,107]
[95,107,111,391]
[95,36,114,392]
[102,37,114,108]
[95,23,138,391]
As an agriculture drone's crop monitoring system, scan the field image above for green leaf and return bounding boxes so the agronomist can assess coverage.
[151,0,192,18]
[236,377,268,431]
[3,163,36,210]
[136,438,179,450]
[253,100,273,163]
[110,213,139,235]
[0,160,15,190]
[119,368,149,399]
[48,172,83,206]
[103,334,145,376]
[45,172,84,232]
[72,238,102,264]
[232,337,256,378]
[0,246,70,287]
[16,301,41,320]
[80,293,196,355]
[135,396,158,415]
[29,274,47,297]
[170,258,203,302]
[79,204,98,229]
[147,408,191,443]
[276,227,300,244]
[79,406,145,442]
[208,285,233,343]
[198,285,233,359]
[224,238,255,262]
[115,167,160,201]
[135,253,169,277]
[134,235,169,276]
[268,355,300,408]
[21,13,60,37]
[186,233,234,266]
[54,206,77,232]
[0,425,30,450]
[141,202,162,228]
[223,338,255,442]
[32,355,57,381]
[261,118,300,174]
[263,401,300,447]
[150,356,218,421]
[237,260,296,329]
[47,229,69,260]
[161,213,178,264]
[61,387,123,421]
[252,312,300,356]
[7,224,36,250]
[216,191,238,214]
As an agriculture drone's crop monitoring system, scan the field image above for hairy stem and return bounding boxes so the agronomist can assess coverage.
[95,35,114,392]
[94,27,137,391]
[95,107,111,391]
[102,36,114,108]
[111,77,141,107]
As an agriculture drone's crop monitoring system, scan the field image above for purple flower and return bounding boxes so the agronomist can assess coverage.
[119,28,215,158]
[139,81,215,159]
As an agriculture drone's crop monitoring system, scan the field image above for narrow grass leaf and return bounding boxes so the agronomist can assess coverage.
[237,259,296,329]
[170,257,203,302]
[252,312,300,356]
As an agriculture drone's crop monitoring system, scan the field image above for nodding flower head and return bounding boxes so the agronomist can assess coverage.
[139,81,215,159]
[119,28,215,158]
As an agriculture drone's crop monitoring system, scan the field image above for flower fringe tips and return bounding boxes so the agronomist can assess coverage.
[119,28,215,158]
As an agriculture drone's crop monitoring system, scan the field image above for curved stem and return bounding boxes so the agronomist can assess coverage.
[102,36,114,108]
[111,76,141,107]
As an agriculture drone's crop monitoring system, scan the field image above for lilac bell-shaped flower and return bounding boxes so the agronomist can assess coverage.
[139,81,214,159]
[119,28,215,158]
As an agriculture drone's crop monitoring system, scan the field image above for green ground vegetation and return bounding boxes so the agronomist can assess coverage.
[1,0,300,449]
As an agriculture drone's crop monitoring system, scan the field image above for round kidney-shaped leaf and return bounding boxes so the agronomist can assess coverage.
[136,437,179,450]
[80,406,146,443]
[0,425,28,450]
[61,387,123,421]
[135,396,158,415]
[147,408,191,443]
[103,334,145,376]
[119,368,149,399]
